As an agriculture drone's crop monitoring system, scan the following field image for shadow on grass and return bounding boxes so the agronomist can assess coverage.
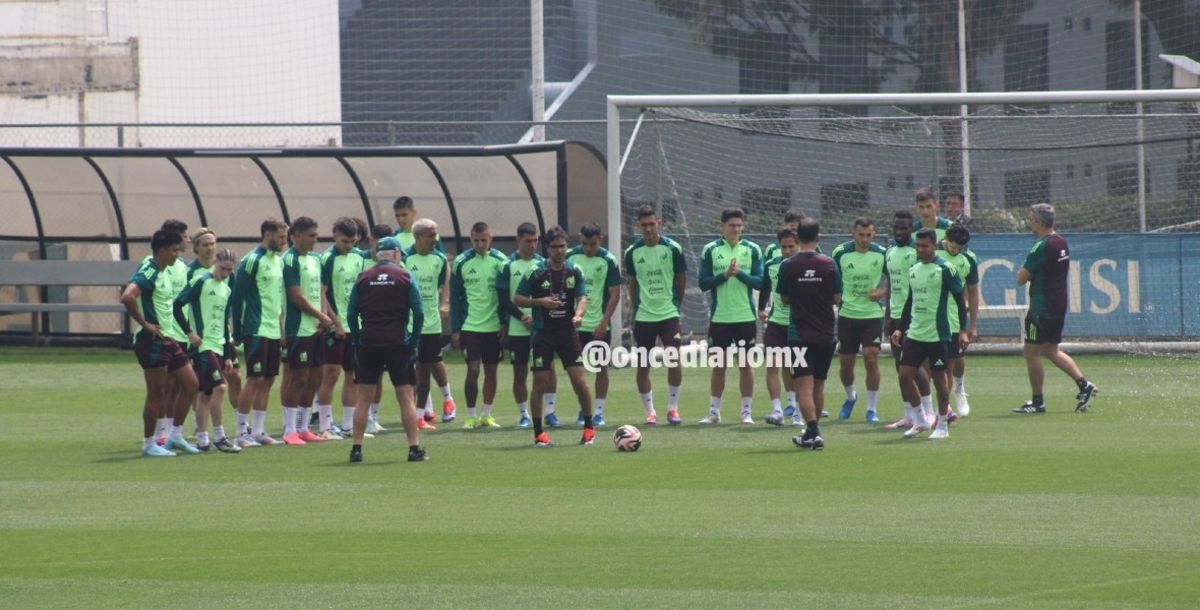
[317,459,404,468]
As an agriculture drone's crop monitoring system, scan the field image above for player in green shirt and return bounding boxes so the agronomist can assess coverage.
[567,222,622,427]
[451,222,509,428]
[404,218,456,430]
[623,205,687,426]
[497,222,552,428]
[393,195,446,253]
[120,229,201,457]
[136,219,192,445]
[762,211,804,262]
[940,224,980,417]
[881,210,934,430]
[890,229,968,439]
[230,218,288,447]
[187,228,245,434]
[830,218,888,422]
[759,227,800,426]
[914,186,953,242]
[697,207,764,425]
[174,246,241,453]
[280,217,333,445]
[317,217,371,438]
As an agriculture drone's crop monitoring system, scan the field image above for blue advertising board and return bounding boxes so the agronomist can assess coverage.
[968,233,1200,338]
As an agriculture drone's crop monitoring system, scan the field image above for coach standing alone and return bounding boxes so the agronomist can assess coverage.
[1013,203,1098,414]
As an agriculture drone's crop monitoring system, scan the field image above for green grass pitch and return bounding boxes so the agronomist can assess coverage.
[1,346,1198,608]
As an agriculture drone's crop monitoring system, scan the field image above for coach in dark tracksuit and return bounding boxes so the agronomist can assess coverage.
[346,236,429,463]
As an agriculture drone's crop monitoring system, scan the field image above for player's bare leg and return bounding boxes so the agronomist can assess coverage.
[838,352,859,419]
[791,375,823,449]
[862,346,882,422]
[567,366,595,444]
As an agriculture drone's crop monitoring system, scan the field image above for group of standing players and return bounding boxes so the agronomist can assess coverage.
[120,189,1099,460]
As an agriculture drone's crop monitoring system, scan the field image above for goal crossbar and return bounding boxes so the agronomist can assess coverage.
[604,88,1200,344]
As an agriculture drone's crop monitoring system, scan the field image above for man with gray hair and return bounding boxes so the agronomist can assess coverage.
[1014,203,1098,414]
[403,218,456,428]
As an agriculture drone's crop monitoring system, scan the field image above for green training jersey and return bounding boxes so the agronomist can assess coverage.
[914,216,953,243]
[830,241,887,320]
[138,255,189,342]
[698,237,763,324]
[282,247,323,339]
[231,246,284,340]
[884,240,918,320]
[129,260,174,336]
[623,236,687,323]
[904,257,964,343]
[176,271,232,354]
[566,246,622,331]
[404,246,449,335]
[938,246,979,332]
[451,247,507,333]
[498,251,544,337]
[763,256,790,326]
[321,246,369,329]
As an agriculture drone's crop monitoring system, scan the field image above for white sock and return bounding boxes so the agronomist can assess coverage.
[937,413,948,428]
[920,395,934,423]
[143,436,154,450]
[844,384,857,401]
[740,397,752,414]
[668,385,681,409]
[424,394,433,412]
[369,402,380,419]
[866,390,880,413]
[236,412,249,435]
[169,424,184,439]
[481,403,493,416]
[440,385,453,400]
[544,393,557,415]
[156,417,170,438]
[709,396,722,415]
[251,410,266,436]
[213,425,226,441]
[594,398,606,415]
[283,406,298,435]
[640,392,655,414]
[300,406,313,432]
[342,406,356,430]
[196,431,210,447]
[786,391,796,409]
[954,375,966,395]
[467,406,477,418]
[517,401,529,416]
[902,403,914,423]
[770,398,782,415]
[318,404,332,431]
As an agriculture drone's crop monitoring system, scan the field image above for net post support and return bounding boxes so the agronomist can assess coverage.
[606,97,623,344]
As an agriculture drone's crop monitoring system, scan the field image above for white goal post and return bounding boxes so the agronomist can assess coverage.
[605,89,1200,345]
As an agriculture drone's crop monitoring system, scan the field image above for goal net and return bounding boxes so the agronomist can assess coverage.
[608,91,1200,353]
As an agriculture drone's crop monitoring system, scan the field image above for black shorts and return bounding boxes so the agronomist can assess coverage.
[417,333,444,364]
[323,334,354,371]
[531,329,582,372]
[354,345,415,386]
[460,331,502,364]
[708,321,757,348]
[837,317,884,354]
[243,336,282,378]
[763,322,788,349]
[1025,314,1064,345]
[507,334,532,366]
[899,338,959,371]
[134,331,190,372]
[284,335,321,369]
[193,350,227,394]
[789,341,835,380]
[633,318,682,350]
